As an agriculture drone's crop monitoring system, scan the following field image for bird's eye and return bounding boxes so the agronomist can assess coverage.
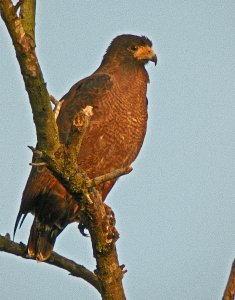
[130,45,138,51]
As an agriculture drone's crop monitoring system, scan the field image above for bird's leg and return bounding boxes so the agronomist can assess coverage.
[50,95,63,120]
[77,188,119,243]
[77,189,95,237]
[88,188,119,242]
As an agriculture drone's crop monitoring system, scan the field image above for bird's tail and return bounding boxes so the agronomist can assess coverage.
[27,217,62,261]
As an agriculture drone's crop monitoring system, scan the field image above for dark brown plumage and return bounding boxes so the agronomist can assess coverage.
[14,34,157,261]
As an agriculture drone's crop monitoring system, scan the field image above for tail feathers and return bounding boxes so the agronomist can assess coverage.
[13,212,28,240]
[28,217,62,261]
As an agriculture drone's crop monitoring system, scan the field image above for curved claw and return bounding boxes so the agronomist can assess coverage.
[78,223,89,237]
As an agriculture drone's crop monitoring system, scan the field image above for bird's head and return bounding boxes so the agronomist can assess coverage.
[103,34,157,67]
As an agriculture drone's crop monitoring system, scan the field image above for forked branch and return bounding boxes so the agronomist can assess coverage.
[0,1,126,299]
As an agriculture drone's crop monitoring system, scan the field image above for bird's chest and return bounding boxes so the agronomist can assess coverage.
[78,76,148,177]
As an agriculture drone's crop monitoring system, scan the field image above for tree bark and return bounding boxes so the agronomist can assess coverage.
[0,1,126,299]
[0,0,60,153]
[0,234,101,293]
[223,259,235,300]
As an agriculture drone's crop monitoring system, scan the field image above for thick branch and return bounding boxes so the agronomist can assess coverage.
[223,259,235,300]
[1,2,126,299]
[0,234,101,293]
[81,192,126,299]
[28,141,127,299]
[0,0,60,152]
[19,0,36,46]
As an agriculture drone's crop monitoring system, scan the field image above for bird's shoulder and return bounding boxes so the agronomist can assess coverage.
[60,73,113,108]
[57,73,113,143]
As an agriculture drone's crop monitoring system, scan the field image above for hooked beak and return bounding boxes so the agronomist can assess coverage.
[150,53,157,66]
[133,46,157,66]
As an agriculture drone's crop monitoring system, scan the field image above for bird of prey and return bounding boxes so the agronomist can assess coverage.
[14,34,157,261]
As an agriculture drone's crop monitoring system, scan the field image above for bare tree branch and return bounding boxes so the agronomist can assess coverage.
[19,0,36,46]
[0,1,126,299]
[87,166,132,188]
[223,259,235,300]
[50,96,63,120]
[0,0,60,152]
[0,234,101,293]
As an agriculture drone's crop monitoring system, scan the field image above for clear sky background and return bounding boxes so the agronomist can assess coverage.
[0,1,235,299]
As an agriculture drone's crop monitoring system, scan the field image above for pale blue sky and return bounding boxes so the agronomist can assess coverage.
[1,1,235,299]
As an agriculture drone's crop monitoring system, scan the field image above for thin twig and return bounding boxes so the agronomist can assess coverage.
[27,145,42,156]
[50,95,60,106]
[87,166,133,188]
[29,162,47,166]
[50,96,63,120]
